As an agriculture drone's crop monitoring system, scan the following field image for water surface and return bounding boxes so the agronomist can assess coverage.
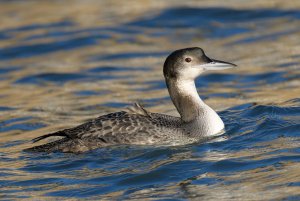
[0,1,299,200]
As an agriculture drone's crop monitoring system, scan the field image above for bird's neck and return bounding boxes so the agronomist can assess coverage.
[166,78,205,121]
[166,78,224,134]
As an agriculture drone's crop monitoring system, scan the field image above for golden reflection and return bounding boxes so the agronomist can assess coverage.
[0,0,299,200]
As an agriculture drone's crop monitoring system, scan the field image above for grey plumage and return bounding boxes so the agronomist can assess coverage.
[25,47,236,153]
[25,104,188,153]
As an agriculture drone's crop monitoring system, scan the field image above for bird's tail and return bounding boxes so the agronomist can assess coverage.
[31,130,69,143]
[23,138,70,153]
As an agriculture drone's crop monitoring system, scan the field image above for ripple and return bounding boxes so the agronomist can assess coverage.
[227,29,300,45]
[129,7,298,27]
[0,20,74,33]
[0,120,46,133]
[73,90,109,97]
[0,66,21,75]
[86,66,150,73]
[0,35,109,60]
[128,7,300,40]
[91,52,167,61]
[0,106,15,111]
[14,71,124,86]
[0,2,300,200]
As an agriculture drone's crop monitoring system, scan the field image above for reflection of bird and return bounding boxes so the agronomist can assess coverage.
[25,47,236,153]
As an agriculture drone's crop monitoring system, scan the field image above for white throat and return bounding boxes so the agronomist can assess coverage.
[166,78,224,136]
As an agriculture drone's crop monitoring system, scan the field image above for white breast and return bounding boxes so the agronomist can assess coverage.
[185,104,225,137]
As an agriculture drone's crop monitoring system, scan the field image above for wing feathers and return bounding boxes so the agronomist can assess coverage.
[125,103,152,118]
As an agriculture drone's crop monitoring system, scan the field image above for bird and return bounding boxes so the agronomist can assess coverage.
[24,47,237,153]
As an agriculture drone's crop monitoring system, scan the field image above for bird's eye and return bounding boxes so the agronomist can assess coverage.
[185,58,192,63]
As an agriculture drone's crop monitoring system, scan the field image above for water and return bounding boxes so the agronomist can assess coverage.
[0,1,300,200]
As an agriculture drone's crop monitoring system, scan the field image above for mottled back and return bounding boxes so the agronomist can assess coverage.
[26,104,182,153]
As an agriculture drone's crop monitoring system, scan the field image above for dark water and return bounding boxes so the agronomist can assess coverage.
[0,1,300,200]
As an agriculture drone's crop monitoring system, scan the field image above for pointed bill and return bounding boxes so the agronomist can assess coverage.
[202,59,237,70]
[193,54,237,70]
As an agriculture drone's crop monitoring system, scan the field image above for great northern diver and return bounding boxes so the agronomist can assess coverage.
[25,47,236,153]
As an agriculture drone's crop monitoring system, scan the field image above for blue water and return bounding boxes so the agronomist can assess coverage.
[0,2,300,200]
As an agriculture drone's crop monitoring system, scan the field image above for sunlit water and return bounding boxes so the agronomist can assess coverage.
[0,1,300,200]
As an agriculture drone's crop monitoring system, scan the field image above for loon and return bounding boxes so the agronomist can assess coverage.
[25,47,236,153]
